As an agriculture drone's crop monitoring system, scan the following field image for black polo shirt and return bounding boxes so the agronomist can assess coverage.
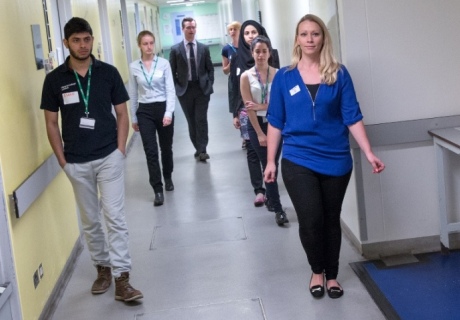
[41,55,129,163]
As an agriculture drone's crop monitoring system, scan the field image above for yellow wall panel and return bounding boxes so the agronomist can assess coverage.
[71,0,104,61]
[107,0,129,80]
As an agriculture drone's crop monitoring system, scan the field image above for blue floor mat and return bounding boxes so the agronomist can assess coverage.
[350,251,460,320]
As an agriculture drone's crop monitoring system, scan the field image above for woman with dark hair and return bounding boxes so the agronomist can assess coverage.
[231,20,282,213]
[129,30,175,206]
[240,35,288,226]
[265,14,384,298]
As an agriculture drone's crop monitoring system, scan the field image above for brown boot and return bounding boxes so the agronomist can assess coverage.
[91,265,112,294]
[115,272,143,301]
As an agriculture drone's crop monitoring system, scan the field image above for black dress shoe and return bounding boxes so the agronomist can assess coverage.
[198,152,210,161]
[275,210,289,226]
[153,193,164,206]
[165,179,174,191]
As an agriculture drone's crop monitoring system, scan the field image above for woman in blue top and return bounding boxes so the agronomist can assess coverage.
[265,14,385,299]
[129,31,176,206]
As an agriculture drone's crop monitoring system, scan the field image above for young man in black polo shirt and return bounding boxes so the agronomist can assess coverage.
[40,17,142,302]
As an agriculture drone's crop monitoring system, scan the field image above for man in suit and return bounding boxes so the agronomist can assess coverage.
[169,17,214,161]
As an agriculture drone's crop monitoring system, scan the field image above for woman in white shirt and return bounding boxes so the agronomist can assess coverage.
[129,30,176,206]
[240,36,288,226]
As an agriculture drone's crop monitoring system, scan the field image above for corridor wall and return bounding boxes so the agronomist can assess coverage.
[335,0,460,257]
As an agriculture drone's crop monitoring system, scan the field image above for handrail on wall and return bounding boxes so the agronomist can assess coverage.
[9,155,61,218]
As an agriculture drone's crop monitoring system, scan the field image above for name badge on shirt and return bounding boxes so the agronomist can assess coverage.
[154,70,164,78]
[80,117,96,129]
[289,85,301,96]
[63,91,80,105]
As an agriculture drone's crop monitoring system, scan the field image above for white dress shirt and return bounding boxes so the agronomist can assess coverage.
[129,55,176,123]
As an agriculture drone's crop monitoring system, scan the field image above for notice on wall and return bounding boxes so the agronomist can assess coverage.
[195,14,219,40]
[163,24,172,35]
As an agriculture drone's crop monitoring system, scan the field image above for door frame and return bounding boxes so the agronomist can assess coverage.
[0,165,22,320]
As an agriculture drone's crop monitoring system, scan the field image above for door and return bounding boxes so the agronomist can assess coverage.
[171,11,193,45]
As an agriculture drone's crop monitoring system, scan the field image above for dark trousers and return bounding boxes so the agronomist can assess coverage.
[137,102,174,193]
[245,138,265,195]
[281,158,351,280]
[178,81,210,154]
[247,117,282,211]
[227,76,233,113]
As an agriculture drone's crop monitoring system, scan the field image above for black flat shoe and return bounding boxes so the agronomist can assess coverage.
[309,273,324,298]
[327,284,344,299]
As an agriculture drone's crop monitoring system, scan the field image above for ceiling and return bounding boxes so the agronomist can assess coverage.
[146,0,219,7]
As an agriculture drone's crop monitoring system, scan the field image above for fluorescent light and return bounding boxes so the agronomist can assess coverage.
[170,0,204,5]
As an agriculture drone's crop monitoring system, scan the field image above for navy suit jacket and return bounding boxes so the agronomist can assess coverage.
[169,40,214,97]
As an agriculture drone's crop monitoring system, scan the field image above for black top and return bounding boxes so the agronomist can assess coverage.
[237,20,270,72]
[306,83,320,101]
[40,55,129,163]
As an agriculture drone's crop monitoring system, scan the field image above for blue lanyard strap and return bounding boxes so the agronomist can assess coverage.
[74,64,92,117]
[254,67,270,104]
[139,57,159,89]
[228,43,237,53]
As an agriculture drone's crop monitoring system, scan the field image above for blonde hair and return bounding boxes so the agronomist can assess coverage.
[290,14,340,85]
[227,21,241,32]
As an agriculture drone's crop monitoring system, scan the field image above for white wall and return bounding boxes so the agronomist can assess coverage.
[258,0,309,67]
[337,0,460,250]
[240,0,259,21]
[309,0,341,61]
[339,0,460,125]
[218,0,232,44]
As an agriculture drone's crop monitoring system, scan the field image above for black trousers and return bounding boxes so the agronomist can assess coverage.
[137,102,174,193]
[245,138,265,195]
[177,81,210,154]
[248,117,282,211]
[281,158,352,280]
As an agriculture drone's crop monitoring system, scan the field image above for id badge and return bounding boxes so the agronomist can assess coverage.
[63,91,80,104]
[80,117,96,129]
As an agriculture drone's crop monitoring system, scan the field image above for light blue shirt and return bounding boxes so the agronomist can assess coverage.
[129,55,176,123]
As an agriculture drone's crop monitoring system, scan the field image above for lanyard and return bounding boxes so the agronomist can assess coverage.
[228,43,237,53]
[139,57,159,89]
[74,64,92,117]
[255,66,270,104]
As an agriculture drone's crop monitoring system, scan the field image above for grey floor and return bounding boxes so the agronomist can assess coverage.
[51,68,385,320]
